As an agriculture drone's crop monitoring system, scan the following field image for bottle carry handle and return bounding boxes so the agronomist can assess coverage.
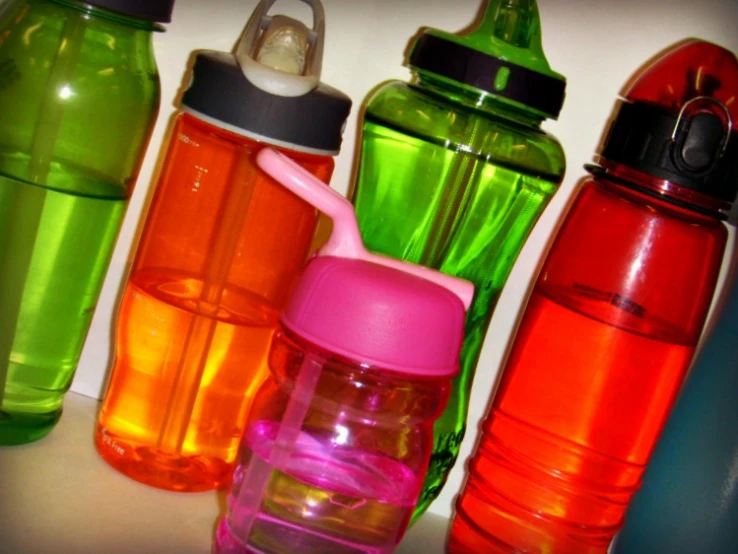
[235,0,325,97]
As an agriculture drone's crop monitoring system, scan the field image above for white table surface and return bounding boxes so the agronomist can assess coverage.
[0,392,448,554]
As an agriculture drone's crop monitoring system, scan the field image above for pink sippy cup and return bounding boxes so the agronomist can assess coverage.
[213,148,473,554]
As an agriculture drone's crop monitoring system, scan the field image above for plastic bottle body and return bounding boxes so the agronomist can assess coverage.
[449,174,727,553]
[351,77,565,515]
[613,267,738,554]
[0,0,160,444]
[96,113,334,491]
[214,328,451,554]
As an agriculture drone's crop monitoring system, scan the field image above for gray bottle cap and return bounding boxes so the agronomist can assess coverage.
[86,0,175,23]
[181,51,352,156]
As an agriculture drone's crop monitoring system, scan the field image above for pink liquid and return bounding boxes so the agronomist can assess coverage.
[214,421,418,554]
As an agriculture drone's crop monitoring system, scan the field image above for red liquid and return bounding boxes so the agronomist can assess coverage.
[450,284,694,553]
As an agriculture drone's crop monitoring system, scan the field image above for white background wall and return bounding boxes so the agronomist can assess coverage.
[70,0,738,518]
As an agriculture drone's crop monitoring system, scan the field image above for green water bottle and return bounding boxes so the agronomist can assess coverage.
[351,0,566,518]
[0,0,172,445]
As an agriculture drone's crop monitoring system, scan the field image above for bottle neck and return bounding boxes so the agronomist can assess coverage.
[276,327,451,423]
[412,71,544,128]
[48,0,161,31]
[594,161,729,220]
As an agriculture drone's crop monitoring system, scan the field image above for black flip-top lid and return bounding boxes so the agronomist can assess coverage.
[86,0,175,23]
[181,51,352,155]
[600,100,738,206]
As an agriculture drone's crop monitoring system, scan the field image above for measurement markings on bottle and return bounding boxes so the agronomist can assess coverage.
[101,428,126,456]
[192,165,209,192]
[178,133,200,148]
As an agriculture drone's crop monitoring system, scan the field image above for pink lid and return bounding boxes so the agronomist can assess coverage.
[255,148,473,377]
[281,256,465,376]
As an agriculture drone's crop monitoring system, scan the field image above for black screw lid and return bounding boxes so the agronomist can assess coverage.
[86,0,175,23]
[600,100,738,205]
[409,34,566,119]
[181,51,352,155]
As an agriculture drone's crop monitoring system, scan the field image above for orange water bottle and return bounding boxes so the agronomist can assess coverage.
[95,0,351,492]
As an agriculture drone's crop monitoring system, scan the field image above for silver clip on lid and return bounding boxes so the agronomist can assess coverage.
[235,0,325,97]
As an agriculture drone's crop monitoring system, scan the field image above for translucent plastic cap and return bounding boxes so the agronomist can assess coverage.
[180,0,351,154]
[235,0,325,97]
[598,39,738,211]
[256,149,473,376]
[624,38,738,128]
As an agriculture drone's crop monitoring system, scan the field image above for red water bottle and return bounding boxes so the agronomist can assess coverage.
[449,39,738,554]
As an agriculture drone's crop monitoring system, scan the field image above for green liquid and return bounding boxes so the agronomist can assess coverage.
[0,165,126,444]
[354,114,560,518]
[0,0,160,444]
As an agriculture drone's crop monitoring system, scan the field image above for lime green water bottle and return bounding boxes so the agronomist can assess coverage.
[351,0,567,518]
[0,0,172,445]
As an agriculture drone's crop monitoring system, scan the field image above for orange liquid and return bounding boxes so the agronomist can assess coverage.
[96,113,333,491]
[450,285,694,553]
[97,270,275,490]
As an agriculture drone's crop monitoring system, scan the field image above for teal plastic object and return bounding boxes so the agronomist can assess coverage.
[0,0,165,444]
[613,259,738,554]
[351,0,566,518]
